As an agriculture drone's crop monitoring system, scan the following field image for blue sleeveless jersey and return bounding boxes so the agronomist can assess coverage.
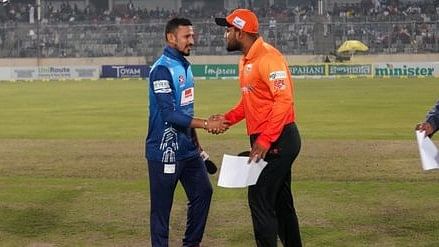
[146,47,199,163]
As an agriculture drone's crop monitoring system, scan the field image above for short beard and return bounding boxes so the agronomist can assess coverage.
[226,40,242,52]
[174,43,191,56]
[180,50,190,56]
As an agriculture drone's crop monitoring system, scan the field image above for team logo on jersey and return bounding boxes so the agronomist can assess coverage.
[181,87,194,106]
[245,64,253,74]
[153,80,171,93]
[178,75,185,85]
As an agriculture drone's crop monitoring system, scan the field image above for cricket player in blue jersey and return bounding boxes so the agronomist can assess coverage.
[145,17,229,247]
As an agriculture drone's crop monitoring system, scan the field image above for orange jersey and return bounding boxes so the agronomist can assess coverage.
[225,37,295,149]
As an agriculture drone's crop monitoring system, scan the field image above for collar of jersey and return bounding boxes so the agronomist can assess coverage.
[164,46,190,68]
[245,37,264,61]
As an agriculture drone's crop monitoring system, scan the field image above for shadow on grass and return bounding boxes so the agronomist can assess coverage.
[0,188,83,238]
[0,207,60,237]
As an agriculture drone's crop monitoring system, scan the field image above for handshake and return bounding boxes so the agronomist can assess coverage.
[202,114,230,135]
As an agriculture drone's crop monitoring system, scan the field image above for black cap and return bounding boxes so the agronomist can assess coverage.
[215,18,232,27]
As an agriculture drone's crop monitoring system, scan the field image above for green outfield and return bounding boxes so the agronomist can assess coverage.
[0,77,438,246]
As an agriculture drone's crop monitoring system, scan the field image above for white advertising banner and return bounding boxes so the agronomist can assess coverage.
[37,66,100,79]
[374,62,439,77]
[6,66,100,80]
[71,67,100,79]
[0,67,12,81]
[11,67,38,80]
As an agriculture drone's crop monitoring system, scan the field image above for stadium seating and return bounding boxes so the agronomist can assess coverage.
[0,0,437,58]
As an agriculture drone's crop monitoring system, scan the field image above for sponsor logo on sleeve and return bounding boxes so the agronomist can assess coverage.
[269,71,288,91]
[273,80,286,90]
[181,87,194,106]
[269,71,287,80]
[153,80,171,93]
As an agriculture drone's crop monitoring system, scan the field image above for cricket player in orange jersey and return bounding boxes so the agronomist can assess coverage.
[215,9,302,247]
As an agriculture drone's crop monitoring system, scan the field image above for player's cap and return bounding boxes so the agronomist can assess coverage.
[215,9,259,34]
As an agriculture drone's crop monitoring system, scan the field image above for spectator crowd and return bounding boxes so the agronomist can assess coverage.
[0,0,437,58]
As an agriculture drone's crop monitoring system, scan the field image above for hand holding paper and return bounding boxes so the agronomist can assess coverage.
[218,154,267,188]
[415,130,439,171]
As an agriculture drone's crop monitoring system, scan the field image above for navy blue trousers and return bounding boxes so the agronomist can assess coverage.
[148,155,213,247]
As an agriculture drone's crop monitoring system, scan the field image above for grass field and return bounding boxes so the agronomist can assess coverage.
[0,77,438,246]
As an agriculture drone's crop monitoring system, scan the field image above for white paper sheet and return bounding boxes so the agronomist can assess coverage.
[416,130,439,171]
[218,154,268,188]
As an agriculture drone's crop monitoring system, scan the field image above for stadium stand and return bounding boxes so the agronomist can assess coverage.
[0,0,437,59]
